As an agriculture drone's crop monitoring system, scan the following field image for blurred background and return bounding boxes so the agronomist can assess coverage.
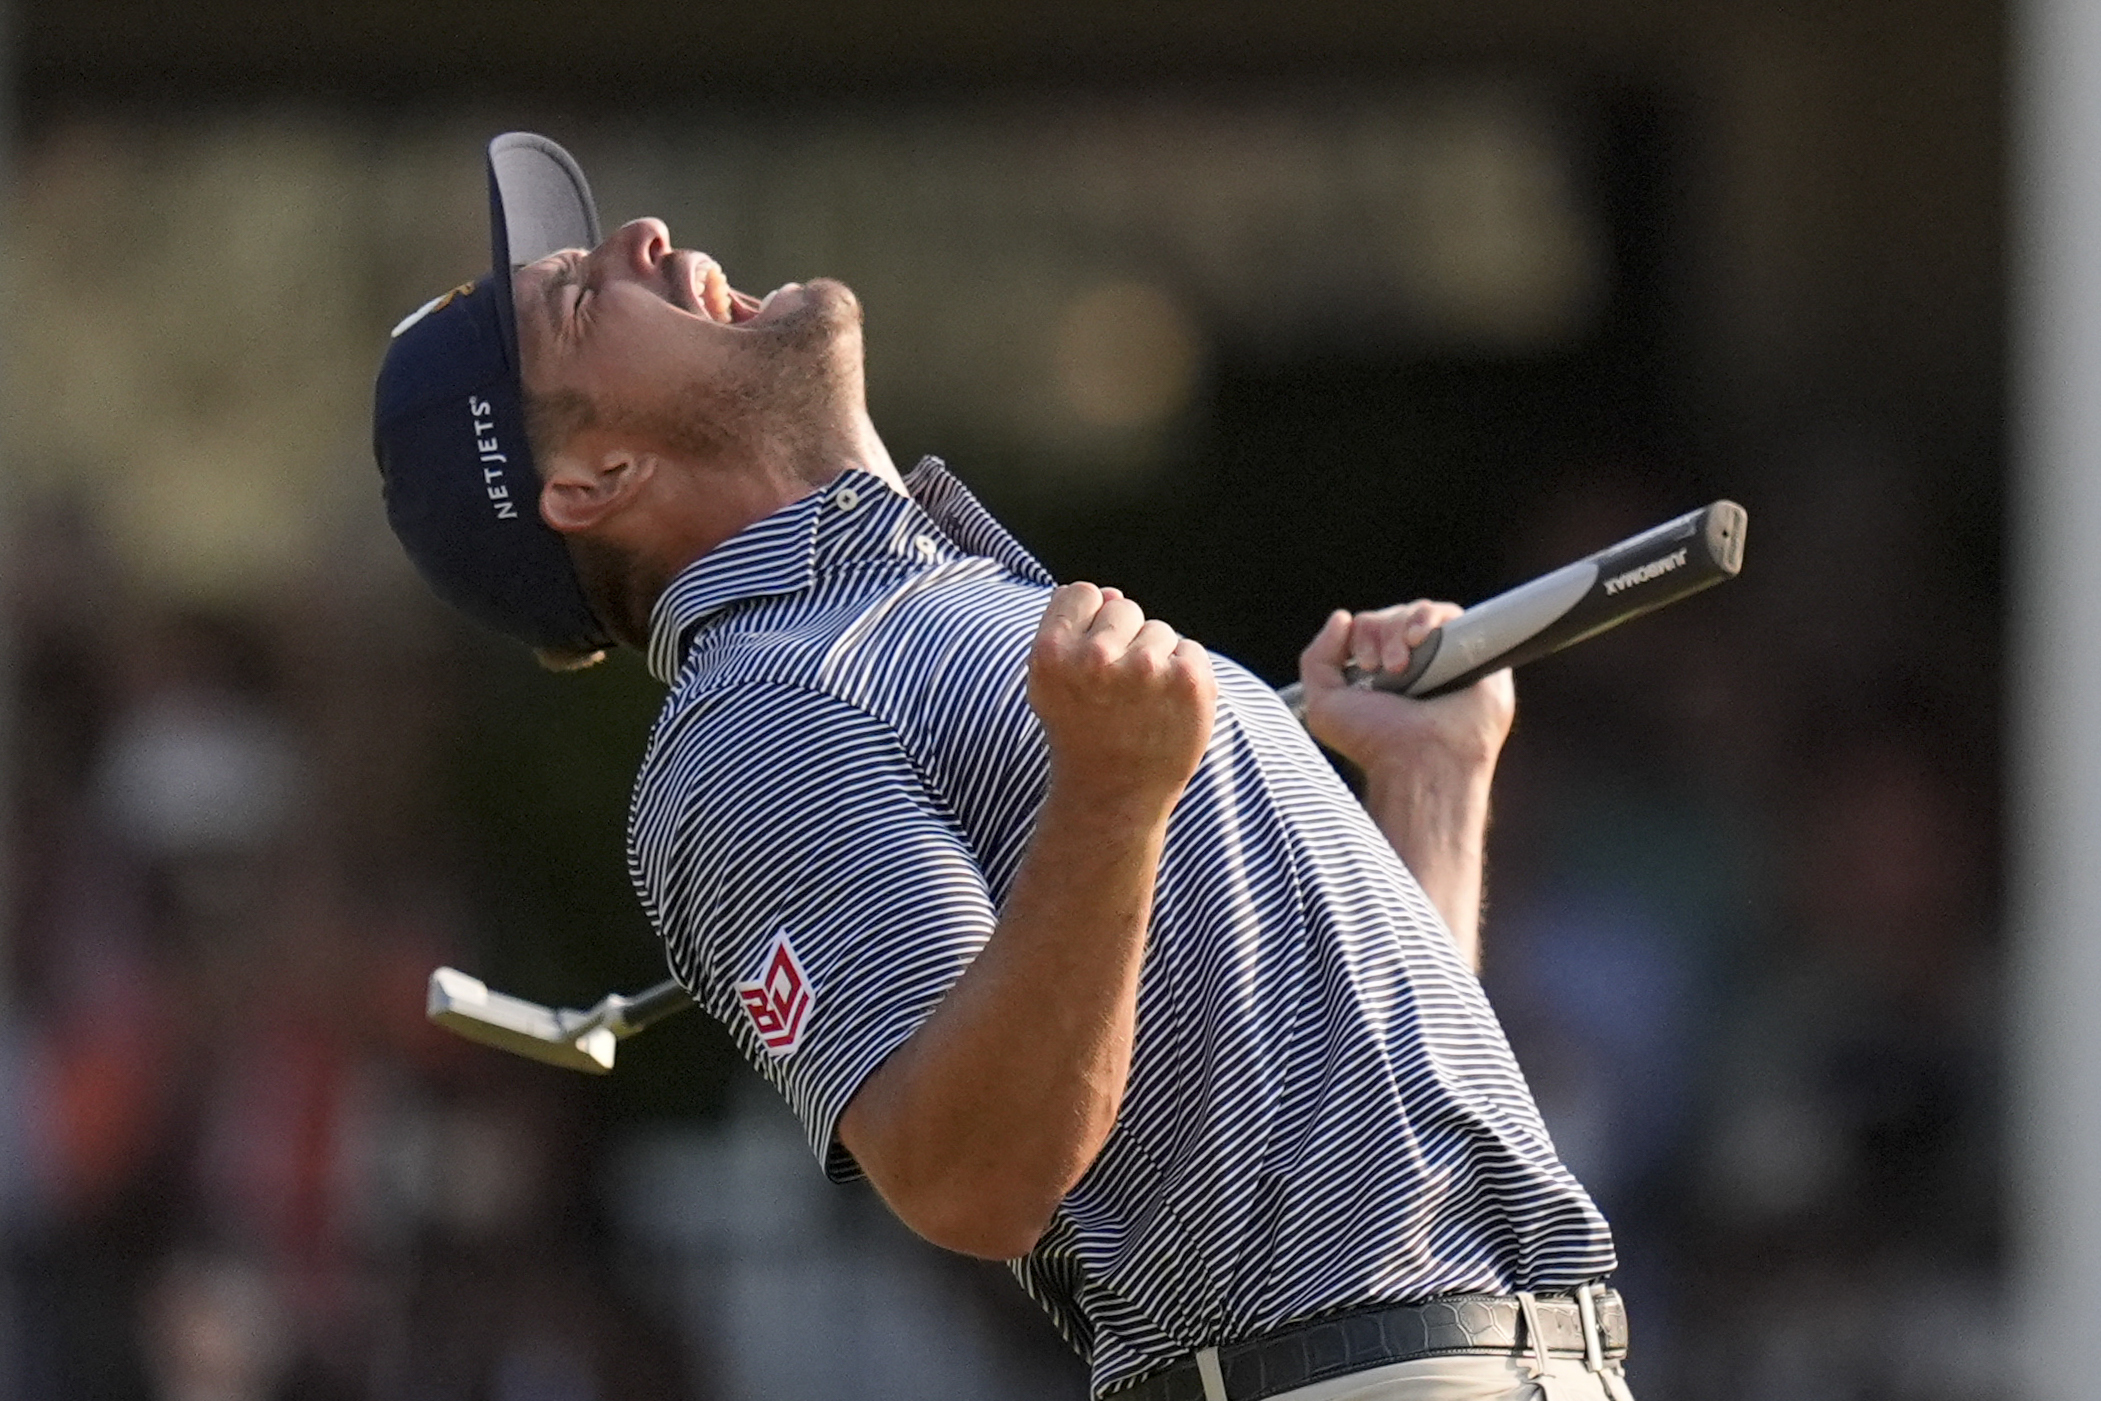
[0,0,2028,1397]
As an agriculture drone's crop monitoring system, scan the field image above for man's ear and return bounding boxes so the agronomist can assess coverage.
[538,444,656,535]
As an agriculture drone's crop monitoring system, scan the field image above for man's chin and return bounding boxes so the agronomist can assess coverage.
[757,277,863,363]
[797,277,862,328]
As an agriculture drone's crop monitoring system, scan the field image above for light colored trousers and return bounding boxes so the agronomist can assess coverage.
[1270,1353,1638,1401]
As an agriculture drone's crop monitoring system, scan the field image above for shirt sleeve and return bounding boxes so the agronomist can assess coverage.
[629,680,1000,1180]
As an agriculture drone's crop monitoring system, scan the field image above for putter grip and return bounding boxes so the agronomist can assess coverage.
[1280,499,1745,715]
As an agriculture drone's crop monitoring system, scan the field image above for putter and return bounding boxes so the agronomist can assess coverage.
[431,499,1746,1072]
[427,966,695,1073]
[1275,498,1746,714]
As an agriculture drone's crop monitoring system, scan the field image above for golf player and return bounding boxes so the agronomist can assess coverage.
[374,134,1634,1401]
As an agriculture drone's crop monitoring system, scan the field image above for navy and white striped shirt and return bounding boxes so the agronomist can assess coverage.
[628,458,1615,1397]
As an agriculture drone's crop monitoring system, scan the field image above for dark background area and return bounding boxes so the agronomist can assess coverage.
[2,0,2008,1397]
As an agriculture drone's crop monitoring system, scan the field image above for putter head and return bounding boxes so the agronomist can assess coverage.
[427,967,618,1073]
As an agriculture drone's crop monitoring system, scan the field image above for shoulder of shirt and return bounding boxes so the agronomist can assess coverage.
[646,671,896,749]
[643,457,1054,689]
[634,675,939,812]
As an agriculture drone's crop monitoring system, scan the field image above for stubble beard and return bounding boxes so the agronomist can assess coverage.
[639,278,866,487]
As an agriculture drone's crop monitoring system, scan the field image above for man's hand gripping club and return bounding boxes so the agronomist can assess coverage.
[1297,601,1516,970]
[839,584,1215,1260]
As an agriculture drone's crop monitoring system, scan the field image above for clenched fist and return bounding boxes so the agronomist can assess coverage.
[1027,584,1217,814]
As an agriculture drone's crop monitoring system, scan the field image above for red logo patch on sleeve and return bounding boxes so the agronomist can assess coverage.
[736,931,814,1056]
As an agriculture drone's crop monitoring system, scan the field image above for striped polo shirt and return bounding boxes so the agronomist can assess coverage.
[627,458,1615,1397]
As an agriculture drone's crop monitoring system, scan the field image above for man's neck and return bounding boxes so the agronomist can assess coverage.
[819,411,902,494]
[655,413,902,593]
[575,409,901,654]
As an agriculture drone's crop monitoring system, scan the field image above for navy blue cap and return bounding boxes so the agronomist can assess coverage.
[373,134,611,656]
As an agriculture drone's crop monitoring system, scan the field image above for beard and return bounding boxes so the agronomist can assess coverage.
[617,278,865,486]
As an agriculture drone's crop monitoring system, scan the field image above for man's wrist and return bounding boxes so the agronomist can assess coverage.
[1361,755,1494,914]
[1043,763,1188,832]
[1361,751,1496,830]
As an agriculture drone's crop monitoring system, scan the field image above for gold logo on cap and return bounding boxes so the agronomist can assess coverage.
[390,281,478,339]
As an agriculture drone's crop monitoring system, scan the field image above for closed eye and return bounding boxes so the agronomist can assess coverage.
[537,253,591,339]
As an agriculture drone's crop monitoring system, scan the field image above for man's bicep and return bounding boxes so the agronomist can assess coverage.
[632,684,998,1175]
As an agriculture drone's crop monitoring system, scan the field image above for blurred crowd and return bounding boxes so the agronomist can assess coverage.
[1480,446,2002,1401]
[0,424,2003,1401]
[0,500,693,1400]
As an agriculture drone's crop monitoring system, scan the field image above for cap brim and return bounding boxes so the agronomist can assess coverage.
[486,133,603,362]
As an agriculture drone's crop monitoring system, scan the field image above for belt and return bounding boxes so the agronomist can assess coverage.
[1104,1285,1630,1401]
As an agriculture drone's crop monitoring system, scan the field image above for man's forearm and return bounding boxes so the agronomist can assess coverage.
[1362,755,1495,970]
[838,777,1170,1259]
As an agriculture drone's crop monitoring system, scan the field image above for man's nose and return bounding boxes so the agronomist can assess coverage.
[599,218,672,277]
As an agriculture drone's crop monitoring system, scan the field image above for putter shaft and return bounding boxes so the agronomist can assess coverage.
[433,500,1746,1073]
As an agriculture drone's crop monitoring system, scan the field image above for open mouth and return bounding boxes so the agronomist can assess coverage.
[674,250,773,326]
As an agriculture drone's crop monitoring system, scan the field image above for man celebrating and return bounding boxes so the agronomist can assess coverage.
[374,133,1633,1401]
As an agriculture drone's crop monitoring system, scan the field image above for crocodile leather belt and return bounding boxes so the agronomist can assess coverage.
[1103,1287,1630,1401]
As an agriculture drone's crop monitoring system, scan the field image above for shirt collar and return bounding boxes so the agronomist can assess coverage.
[644,458,1054,684]
[899,456,1054,586]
